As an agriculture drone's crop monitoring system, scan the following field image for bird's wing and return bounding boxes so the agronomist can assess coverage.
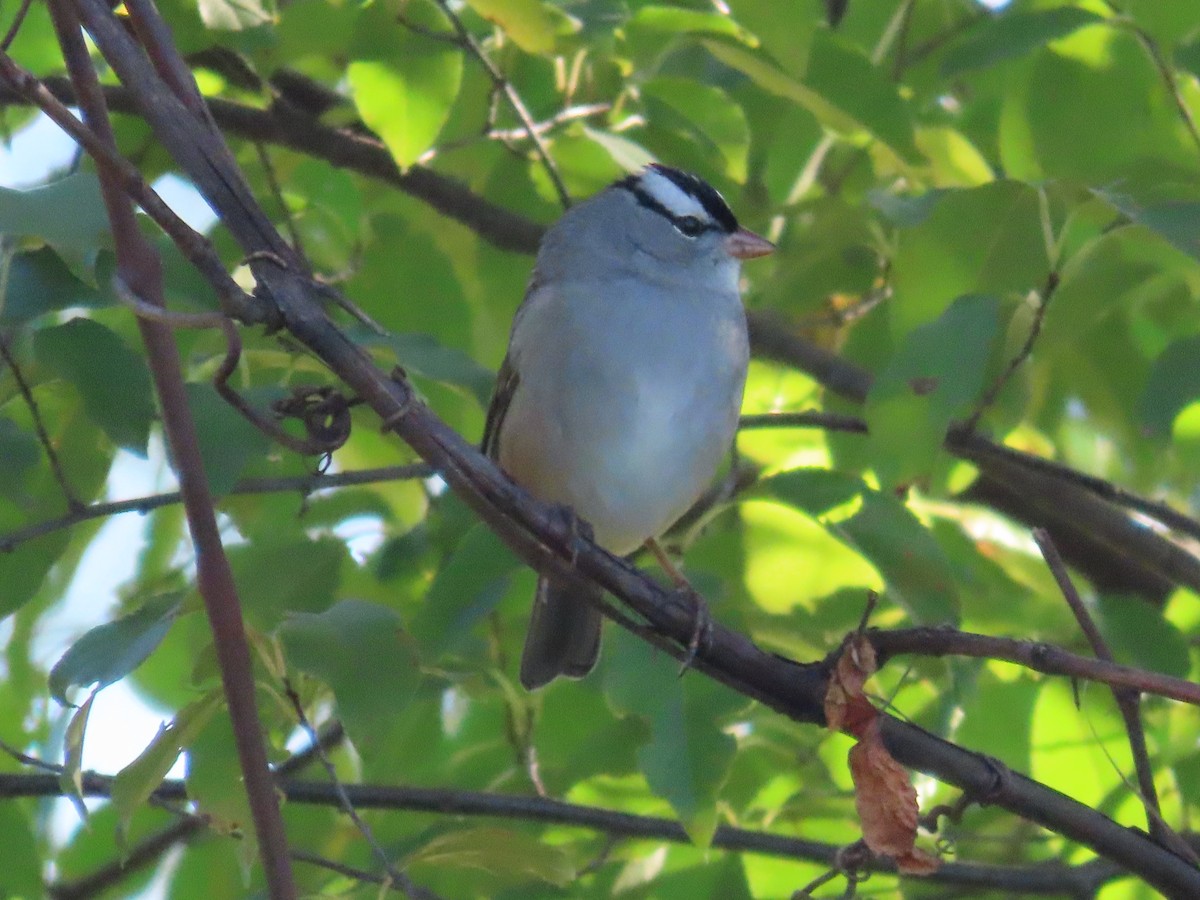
[481,353,519,460]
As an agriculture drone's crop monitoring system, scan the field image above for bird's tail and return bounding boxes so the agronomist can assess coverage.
[519,576,603,689]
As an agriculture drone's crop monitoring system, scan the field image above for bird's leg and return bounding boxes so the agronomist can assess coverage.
[644,538,711,673]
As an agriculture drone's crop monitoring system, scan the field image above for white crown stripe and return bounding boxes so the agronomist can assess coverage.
[637,169,711,221]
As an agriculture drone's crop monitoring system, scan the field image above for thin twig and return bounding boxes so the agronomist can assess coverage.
[283,682,437,900]
[869,625,1200,708]
[0,462,432,553]
[1033,529,1197,863]
[0,330,81,509]
[0,737,63,772]
[290,852,410,895]
[113,272,341,456]
[0,0,33,52]
[1103,4,1200,157]
[963,269,1059,433]
[427,0,571,209]
[417,102,610,165]
[739,410,869,434]
[254,141,307,264]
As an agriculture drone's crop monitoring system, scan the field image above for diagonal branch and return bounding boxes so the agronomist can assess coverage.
[53,0,294,893]
[1035,529,1197,863]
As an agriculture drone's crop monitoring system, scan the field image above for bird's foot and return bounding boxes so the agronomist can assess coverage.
[644,538,712,674]
[675,585,713,676]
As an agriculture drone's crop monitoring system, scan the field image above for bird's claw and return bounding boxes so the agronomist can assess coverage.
[677,586,712,676]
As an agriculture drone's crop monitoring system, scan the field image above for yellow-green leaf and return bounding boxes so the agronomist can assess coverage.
[348,0,463,170]
[464,0,577,53]
[110,691,223,841]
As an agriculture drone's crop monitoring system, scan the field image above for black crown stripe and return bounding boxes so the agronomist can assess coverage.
[617,164,739,235]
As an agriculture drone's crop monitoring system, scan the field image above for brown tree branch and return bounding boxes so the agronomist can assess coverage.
[869,626,1200,707]
[54,0,294,893]
[0,771,1124,897]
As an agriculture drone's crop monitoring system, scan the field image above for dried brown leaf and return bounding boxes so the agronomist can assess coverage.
[825,633,878,736]
[848,719,940,874]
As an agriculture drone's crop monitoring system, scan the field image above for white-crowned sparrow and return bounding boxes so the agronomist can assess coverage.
[483,164,774,689]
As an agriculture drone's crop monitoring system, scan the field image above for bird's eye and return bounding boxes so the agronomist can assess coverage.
[675,215,705,237]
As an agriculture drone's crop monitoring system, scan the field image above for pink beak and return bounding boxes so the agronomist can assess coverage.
[726,227,775,260]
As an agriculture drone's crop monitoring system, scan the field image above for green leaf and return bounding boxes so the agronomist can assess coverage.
[724,0,818,75]
[704,32,918,164]
[348,0,463,170]
[410,523,518,658]
[0,529,72,619]
[0,247,109,325]
[279,600,421,756]
[865,294,1002,487]
[802,31,920,164]
[186,709,257,870]
[186,383,272,497]
[226,537,347,626]
[0,174,111,275]
[837,493,960,625]
[941,7,1104,76]
[890,182,1047,336]
[361,330,495,407]
[1094,190,1200,265]
[952,672,1038,773]
[0,803,41,898]
[33,317,156,455]
[196,0,273,30]
[703,39,861,136]
[111,691,223,840]
[407,827,573,884]
[627,5,754,41]
[49,593,182,706]
[763,469,960,625]
[1137,335,1200,439]
[580,126,655,173]
[1023,28,1191,182]
[604,630,744,841]
[1095,595,1191,680]
[59,690,96,824]
[463,0,576,54]
[642,78,750,180]
[1038,228,1165,353]
[0,417,39,500]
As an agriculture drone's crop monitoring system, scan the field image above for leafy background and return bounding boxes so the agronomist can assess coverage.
[2,0,1200,897]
